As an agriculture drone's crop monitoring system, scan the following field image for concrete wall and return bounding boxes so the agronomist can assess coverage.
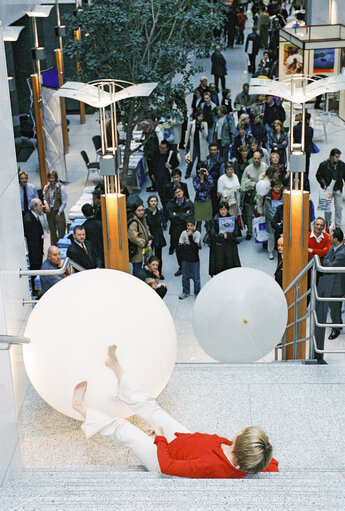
[0,22,32,485]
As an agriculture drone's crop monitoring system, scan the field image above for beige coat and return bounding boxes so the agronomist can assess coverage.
[127,215,151,263]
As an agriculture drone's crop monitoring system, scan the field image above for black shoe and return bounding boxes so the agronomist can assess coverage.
[316,358,328,365]
[185,173,191,179]
[160,274,165,280]
[245,234,252,240]
[328,329,341,340]
[146,186,155,192]
[175,269,182,276]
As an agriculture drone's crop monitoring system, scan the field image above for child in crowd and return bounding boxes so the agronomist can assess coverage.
[178,219,201,300]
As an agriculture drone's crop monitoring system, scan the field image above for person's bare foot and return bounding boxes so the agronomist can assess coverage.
[105,344,124,382]
[72,381,88,418]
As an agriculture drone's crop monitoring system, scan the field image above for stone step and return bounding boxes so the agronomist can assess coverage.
[1,468,345,511]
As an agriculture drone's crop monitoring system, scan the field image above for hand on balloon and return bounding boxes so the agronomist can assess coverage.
[147,426,164,437]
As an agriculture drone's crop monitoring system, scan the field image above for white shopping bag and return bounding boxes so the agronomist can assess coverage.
[253,216,269,243]
[318,188,333,212]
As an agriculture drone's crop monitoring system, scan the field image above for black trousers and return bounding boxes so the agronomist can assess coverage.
[214,75,226,92]
[248,53,257,74]
[153,246,163,272]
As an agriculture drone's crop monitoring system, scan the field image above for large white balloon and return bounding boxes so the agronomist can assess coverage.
[256,179,270,196]
[192,268,287,363]
[24,269,176,420]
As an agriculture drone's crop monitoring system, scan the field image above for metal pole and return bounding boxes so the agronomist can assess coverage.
[293,284,299,359]
[309,262,317,360]
[31,73,47,187]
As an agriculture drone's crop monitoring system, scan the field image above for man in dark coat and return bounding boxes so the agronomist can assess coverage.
[23,198,45,292]
[140,120,159,192]
[263,95,286,127]
[316,148,345,228]
[206,144,225,216]
[293,112,314,185]
[245,27,261,75]
[167,186,194,276]
[81,203,104,267]
[165,169,189,202]
[225,6,237,48]
[67,225,99,270]
[211,46,227,93]
[152,140,179,221]
[314,228,345,363]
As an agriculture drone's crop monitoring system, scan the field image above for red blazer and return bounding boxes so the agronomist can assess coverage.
[154,432,279,479]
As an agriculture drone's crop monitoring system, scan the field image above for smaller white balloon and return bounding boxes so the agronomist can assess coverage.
[192,267,288,363]
[256,179,270,196]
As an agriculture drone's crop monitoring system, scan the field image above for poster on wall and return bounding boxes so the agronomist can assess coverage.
[283,43,303,74]
[313,49,335,73]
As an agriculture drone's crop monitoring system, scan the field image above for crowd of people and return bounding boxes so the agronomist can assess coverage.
[20,0,345,347]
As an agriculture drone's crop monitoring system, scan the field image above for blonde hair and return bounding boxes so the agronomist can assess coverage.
[232,426,272,473]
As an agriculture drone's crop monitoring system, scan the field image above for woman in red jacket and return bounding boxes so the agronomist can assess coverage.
[72,345,278,478]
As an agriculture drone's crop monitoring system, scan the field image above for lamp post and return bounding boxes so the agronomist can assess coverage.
[250,74,345,359]
[27,5,54,188]
[54,0,69,153]
[54,80,157,271]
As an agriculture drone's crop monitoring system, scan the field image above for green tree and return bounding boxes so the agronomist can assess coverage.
[64,0,224,183]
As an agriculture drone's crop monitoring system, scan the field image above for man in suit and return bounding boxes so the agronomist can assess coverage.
[315,228,345,364]
[245,27,260,75]
[23,198,45,293]
[19,170,38,216]
[81,203,104,267]
[67,225,99,270]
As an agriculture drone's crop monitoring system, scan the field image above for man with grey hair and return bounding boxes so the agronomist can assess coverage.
[40,246,66,294]
[23,198,44,292]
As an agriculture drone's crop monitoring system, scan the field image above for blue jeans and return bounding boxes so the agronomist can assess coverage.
[132,261,142,277]
[181,261,201,295]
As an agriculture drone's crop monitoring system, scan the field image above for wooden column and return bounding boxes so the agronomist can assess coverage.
[31,73,47,188]
[54,49,69,153]
[101,194,129,272]
[283,190,309,359]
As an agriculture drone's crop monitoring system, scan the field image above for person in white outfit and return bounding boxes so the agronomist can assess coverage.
[72,345,190,473]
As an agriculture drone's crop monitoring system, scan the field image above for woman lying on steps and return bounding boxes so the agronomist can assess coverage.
[72,345,279,479]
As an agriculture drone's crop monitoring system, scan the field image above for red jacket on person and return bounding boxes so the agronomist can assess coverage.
[237,12,247,30]
[308,231,331,261]
[154,432,279,479]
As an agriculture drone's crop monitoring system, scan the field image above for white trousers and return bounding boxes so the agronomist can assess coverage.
[325,189,343,228]
[267,232,275,255]
[82,372,190,473]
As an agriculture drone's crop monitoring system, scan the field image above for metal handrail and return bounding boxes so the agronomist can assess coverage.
[279,254,345,362]
[20,258,87,305]
[19,257,86,277]
[0,335,31,350]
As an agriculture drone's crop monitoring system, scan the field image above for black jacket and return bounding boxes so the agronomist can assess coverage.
[316,158,345,191]
[67,239,99,269]
[82,217,104,266]
[144,208,166,248]
[23,211,44,269]
[167,198,194,248]
[211,51,227,77]
[263,101,286,126]
[293,122,314,154]
[245,31,261,55]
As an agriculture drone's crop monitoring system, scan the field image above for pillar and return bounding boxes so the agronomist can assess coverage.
[283,190,309,359]
[101,194,130,272]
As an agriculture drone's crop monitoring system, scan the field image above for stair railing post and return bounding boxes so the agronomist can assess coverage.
[309,259,317,360]
[293,283,299,360]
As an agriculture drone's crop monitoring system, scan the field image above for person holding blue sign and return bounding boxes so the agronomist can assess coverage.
[209,202,241,277]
